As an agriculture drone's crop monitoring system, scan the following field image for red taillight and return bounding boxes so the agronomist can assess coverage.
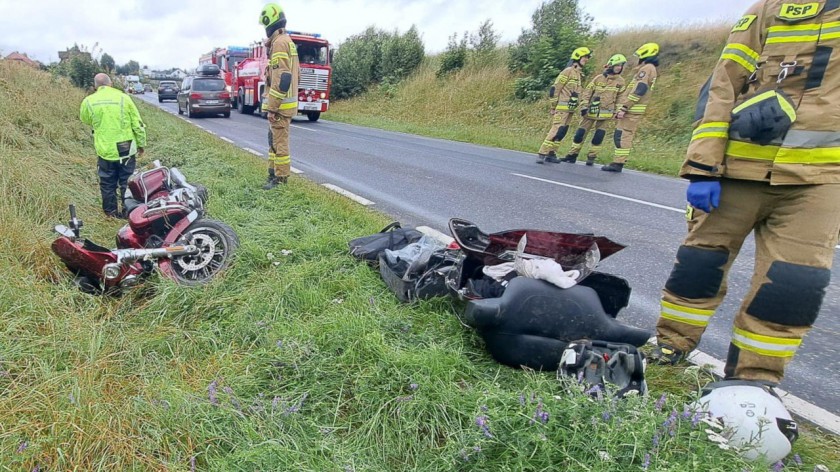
[190,93,203,100]
[219,92,231,99]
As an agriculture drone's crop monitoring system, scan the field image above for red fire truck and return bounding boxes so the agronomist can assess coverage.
[199,46,250,93]
[231,32,332,122]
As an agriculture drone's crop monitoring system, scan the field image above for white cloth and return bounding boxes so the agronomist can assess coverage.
[515,256,580,289]
[482,262,516,282]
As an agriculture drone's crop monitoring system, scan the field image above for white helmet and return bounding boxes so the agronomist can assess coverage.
[692,381,799,463]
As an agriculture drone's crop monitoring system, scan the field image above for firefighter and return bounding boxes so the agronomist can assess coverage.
[602,43,660,173]
[561,54,628,166]
[536,47,592,164]
[259,2,300,190]
[652,0,840,393]
[80,73,146,218]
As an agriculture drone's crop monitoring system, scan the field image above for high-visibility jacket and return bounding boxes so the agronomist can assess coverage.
[549,63,584,113]
[79,86,146,161]
[581,71,627,120]
[263,29,300,117]
[683,0,840,184]
[618,62,658,115]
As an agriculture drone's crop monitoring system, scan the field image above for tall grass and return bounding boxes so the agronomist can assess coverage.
[330,25,732,176]
[0,60,837,471]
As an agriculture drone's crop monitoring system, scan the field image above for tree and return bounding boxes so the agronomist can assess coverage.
[469,19,501,68]
[127,60,140,75]
[100,53,115,73]
[437,33,468,77]
[508,0,602,100]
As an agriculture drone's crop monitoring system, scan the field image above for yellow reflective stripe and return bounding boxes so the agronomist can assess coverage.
[272,52,289,59]
[766,23,820,44]
[692,132,729,141]
[629,105,647,113]
[692,122,730,141]
[271,155,291,165]
[269,89,286,99]
[628,95,640,102]
[721,43,760,73]
[662,301,714,316]
[732,91,796,122]
[732,90,776,113]
[820,21,840,40]
[614,149,631,155]
[732,328,801,358]
[279,101,298,110]
[776,146,840,164]
[725,141,779,160]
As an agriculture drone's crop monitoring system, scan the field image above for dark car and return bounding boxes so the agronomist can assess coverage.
[158,80,179,102]
[177,65,231,118]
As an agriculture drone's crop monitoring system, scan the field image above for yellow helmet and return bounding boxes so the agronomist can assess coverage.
[607,54,627,67]
[571,47,593,61]
[635,43,660,60]
[259,3,286,27]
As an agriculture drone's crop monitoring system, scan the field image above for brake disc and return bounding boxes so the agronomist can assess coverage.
[176,233,216,272]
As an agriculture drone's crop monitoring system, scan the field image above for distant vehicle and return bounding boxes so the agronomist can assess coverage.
[177,64,231,118]
[198,46,249,96]
[132,82,145,94]
[144,83,152,92]
[232,31,332,122]
[158,80,179,102]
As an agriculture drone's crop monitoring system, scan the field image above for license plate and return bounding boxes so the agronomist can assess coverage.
[302,102,320,111]
[204,100,219,104]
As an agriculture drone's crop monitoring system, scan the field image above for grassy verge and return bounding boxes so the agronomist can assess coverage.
[329,25,732,178]
[0,61,837,471]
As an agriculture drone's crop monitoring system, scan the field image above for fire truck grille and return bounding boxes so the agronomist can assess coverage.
[299,70,328,91]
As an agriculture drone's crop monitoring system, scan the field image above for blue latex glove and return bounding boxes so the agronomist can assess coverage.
[686,181,721,213]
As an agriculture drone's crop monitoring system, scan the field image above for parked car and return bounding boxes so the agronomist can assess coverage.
[177,65,231,118]
[158,80,179,102]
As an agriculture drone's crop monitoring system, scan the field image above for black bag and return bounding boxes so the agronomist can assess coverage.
[559,340,647,398]
[379,249,459,303]
[349,222,423,266]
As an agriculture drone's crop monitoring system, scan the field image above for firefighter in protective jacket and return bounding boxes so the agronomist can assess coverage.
[260,2,300,190]
[537,47,592,164]
[561,54,628,166]
[652,0,840,389]
[602,43,660,173]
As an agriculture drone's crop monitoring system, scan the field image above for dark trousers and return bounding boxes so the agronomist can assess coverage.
[97,156,137,216]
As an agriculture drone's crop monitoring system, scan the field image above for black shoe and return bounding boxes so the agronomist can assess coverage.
[544,156,561,164]
[262,176,281,190]
[585,157,597,166]
[560,154,578,163]
[649,344,687,366]
[536,154,548,164]
[601,163,624,173]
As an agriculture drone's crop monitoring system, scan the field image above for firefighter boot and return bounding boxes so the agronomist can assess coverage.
[585,155,598,166]
[262,169,283,190]
[537,154,548,164]
[545,152,561,164]
[601,163,624,173]
[560,153,579,164]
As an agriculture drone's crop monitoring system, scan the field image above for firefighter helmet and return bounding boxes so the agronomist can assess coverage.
[571,47,593,61]
[692,381,799,464]
[635,43,660,60]
[607,54,627,67]
[259,3,286,27]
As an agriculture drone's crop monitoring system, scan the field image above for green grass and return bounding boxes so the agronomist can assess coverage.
[0,60,838,471]
[329,25,733,177]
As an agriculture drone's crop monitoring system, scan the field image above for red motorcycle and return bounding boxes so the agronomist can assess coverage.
[52,163,238,294]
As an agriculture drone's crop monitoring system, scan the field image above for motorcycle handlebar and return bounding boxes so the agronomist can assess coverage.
[69,204,77,220]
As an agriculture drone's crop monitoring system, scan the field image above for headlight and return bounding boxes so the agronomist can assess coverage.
[320,92,326,99]
[103,263,122,280]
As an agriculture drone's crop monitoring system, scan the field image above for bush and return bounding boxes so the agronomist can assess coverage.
[332,26,425,100]
[437,33,468,78]
[509,0,603,98]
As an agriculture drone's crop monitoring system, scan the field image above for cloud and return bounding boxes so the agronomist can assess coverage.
[0,0,753,70]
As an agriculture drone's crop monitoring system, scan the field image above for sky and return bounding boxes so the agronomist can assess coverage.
[0,0,754,71]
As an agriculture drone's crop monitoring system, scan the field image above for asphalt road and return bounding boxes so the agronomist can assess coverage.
[139,93,840,417]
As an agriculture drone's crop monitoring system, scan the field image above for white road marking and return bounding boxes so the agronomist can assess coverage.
[205,129,216,135]
[195,125,205,130]
[291,167,304,174]
[220,137,233,144]
[322,184,374,206]
[687,350,840,435]
[513,173,684,214]
[243,147,263,157]
[291,124,318,132]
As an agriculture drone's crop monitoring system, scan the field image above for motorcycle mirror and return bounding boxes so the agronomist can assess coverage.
[54,225,77,240]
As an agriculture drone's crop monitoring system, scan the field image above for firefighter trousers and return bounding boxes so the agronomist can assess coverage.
[657,179,840,384]
[268,114,292,178]
[612,113,644,164]
[569,118,610,158]
[538,112,574,155]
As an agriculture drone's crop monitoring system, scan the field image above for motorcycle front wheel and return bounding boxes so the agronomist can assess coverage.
[169,219,239,285]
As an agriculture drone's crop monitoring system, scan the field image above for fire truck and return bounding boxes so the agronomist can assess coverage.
[199,46,250,94]
[231,32,332,122]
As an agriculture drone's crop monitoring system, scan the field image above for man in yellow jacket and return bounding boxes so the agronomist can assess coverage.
[652,0,840,393]
[561,54,627,166]
[602,43,660,173]
[80,73,146,217]
[260,2,300,190]
[537,47,592,164]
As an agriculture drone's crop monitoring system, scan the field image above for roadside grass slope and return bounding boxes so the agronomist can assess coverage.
[329,25,731,176]
[0,61,837,471]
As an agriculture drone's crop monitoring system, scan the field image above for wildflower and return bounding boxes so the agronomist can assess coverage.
[577,371,585,384]
[272,396,280,410]
[473,446,481,453]
[459,449,470,462]
[642,453,651,470]
[68,392,76,405]
[17,442,27,454]
[655,393,667,411]
[652,433,660,448]
[32,466,40,472]
[691,411,703,428]
[682,404,692,419]
[208,380,219,406]
[409,383,419,391]
[519,394,526,406]
[792,455,802,466]
[585,384,602,395]
[772,461,784,472]
[476,415,493,438]
[369,297,376,306]
[481,405,488,412]
[602,411,611,422]
[190,456,196,472]
[276,340,283,348]
[284,393,309,415]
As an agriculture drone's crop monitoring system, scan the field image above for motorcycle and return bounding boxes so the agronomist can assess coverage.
[52,162,238,294]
